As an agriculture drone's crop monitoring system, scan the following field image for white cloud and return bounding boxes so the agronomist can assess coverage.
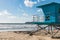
[0,10,10,16]
[24,0,46,7]
[8,16,16,18]
[21,13,33,22]
[0,10,16,18]
[22,13,28,17]
[0,10,32,23]
[17,5,33,23]
[24,0,37,7]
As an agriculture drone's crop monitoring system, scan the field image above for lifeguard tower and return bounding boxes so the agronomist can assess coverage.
[37,2,60,24]
[26,2,60,24]
[26,2,60,37]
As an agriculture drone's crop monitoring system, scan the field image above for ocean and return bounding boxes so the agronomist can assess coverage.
[0,23,56,32]
[0,23,39,32]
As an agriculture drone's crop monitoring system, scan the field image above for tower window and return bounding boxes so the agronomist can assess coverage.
[46,16,50,21]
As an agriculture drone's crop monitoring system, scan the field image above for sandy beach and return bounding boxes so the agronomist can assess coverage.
[0,31,60,40]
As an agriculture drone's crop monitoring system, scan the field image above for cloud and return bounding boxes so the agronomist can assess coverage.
[24,0,46,7]
[24,0,37,7]
[22,13,28,17]
[0,10,16,18]
[21,13,33,22]
[17,5,33,23]
[0,10,32,23]
[0,10,11,16]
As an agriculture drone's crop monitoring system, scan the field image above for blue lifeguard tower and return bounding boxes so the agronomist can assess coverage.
[26,2,60,37]
[37,2,60,24]
[26,2,60,25]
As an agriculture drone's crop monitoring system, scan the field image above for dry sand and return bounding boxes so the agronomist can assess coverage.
[0,31,60,40]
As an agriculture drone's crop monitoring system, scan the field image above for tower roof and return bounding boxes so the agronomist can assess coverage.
[37,2,60,8]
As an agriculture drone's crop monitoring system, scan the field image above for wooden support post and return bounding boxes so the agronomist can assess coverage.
[48,26,50,34]
[51,25,53,35]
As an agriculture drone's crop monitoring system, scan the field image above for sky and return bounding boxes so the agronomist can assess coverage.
[0,0,60,23]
